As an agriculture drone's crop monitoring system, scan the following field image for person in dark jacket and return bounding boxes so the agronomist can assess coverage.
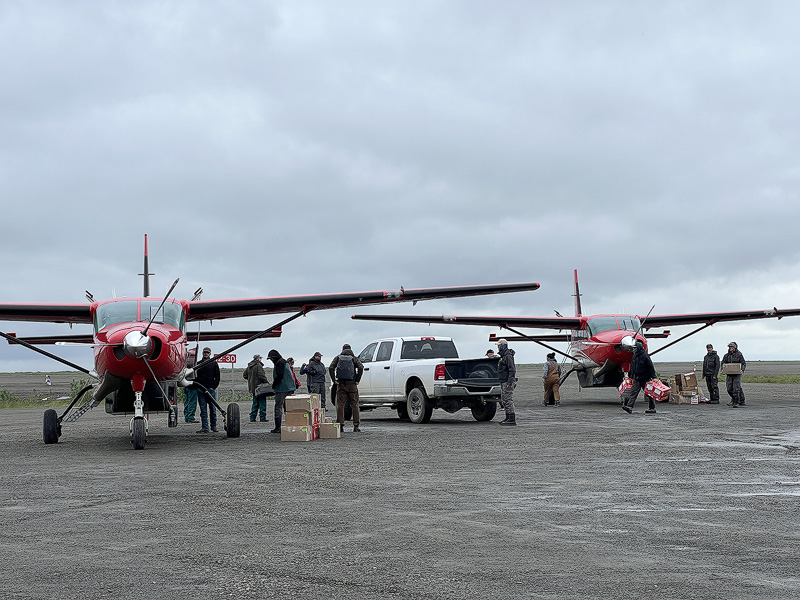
[244,354,269,423]
[268,349,296,432]
[194,347,221,433]
[329,344,364,432]
[621,340,657,415]
[497,338,518,425]
[721,342,746,407]
[306,352,327,409]
[702,344,721,404]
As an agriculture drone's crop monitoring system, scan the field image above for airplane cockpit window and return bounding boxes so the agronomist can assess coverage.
[140,300,184,329]
[95,301,139,331]
[617,316,641,332]
[586,317,620,336]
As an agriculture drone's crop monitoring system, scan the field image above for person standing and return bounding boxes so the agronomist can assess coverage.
[244,354,269,423]
[721,341,746,407]
[497,338,517,425]
[329,344,364,432]
[542,352,563,407]
[486,349,496,358]
[287,358,302,392]
[702,344,721,404]
[194,347,221,433]
[267,349,295,433]
[621,339,657,415]
[183,345,199,423]
[306,351,327,410]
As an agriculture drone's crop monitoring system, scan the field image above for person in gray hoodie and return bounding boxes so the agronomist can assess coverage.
[497,338,518,425]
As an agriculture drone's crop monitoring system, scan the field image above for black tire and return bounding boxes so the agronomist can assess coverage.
[407,386,433,424]
[396,404,410,420]
[471,401,498,422]
[226,403,241,438]
[131,418,146,450]
[43,409,60,444]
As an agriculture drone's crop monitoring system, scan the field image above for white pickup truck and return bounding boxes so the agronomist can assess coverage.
[335,336,501,423]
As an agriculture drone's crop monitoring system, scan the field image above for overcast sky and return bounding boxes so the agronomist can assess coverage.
[2,1,799,374]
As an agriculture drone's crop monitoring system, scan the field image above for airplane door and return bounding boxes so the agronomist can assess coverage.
[369,341,395,398]
[356,342,378,399]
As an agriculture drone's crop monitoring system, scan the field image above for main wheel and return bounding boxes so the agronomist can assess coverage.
[407,386,433,424]
[43,409,60,444]
[226,403,241,438]
[471,401,498,422]
[131,418,146,450]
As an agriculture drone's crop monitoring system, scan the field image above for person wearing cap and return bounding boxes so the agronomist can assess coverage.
[244,354,270,423]
[496,338,518,425]
[267,349,296,433]
[306,352,327,409]
[721,342,747,407]
[194,347,221,433]
[702,344,721,404]
[329,343,364,432]
[485,349,495,358]
[621,339,657,415]
[542,352,563,407]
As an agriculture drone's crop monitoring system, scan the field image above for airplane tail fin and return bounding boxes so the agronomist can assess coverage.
[573,269,583,317]
[139,234,153,298]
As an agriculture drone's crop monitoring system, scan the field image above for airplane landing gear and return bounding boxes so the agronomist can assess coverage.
[43,409,61,444]
[130,417,147,450]
[226,403,240,438]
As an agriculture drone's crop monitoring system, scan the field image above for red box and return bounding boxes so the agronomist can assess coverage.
[644,379,671,402]
[618,377,634,397]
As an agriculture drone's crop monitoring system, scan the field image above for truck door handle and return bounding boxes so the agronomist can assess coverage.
[384,366,390,370]
[364,367,369,371]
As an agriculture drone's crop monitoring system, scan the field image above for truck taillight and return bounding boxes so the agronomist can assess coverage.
[434,364,446,380]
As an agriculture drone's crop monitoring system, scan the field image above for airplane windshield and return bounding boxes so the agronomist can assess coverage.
[587,317,620,336]
[95,300,185,332]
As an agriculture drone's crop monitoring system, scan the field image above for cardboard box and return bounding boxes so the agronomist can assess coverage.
[319,422,341,439]
[285,411,314,427]
[670,391,697,405]
[285,394,322,413]
[722,363,743,375]
[618,377,634,397]
[644,379,671,402]
[280,426,313,442]
[675,372,698,390]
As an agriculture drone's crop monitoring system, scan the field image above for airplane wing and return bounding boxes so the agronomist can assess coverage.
[187,282,540,322]
[6,330,282,345]
[641,308,800,329]
[0,304,92,324]
[350,313,582,330]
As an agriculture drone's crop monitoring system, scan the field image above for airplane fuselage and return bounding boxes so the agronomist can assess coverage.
[567,314,647,387]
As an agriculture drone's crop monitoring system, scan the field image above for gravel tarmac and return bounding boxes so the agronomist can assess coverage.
[2,361,800,599]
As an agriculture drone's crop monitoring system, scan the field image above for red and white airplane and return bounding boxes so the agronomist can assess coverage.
[0,235,540,448]
[352,269,800,391]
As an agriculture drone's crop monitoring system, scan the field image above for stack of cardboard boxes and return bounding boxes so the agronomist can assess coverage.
[669,372,700,404]
[281,394,342,442]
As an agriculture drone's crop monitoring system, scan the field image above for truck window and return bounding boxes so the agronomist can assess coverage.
[376,341,394,362]
[400,339,459,359]
[358,342,378,363]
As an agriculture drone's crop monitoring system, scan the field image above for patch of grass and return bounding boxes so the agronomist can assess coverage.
[740,374,800,384]
[0,390,69,409]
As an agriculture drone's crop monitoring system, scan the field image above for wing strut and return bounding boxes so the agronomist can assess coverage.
[0,330,95,376]
[649,322,714,357]
[500,324,574,362]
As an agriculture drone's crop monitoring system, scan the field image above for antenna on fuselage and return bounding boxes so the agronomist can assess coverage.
[139,234,155,298]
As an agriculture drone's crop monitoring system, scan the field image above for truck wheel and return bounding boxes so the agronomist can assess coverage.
[470,401,497,422]
[407,386,433,424]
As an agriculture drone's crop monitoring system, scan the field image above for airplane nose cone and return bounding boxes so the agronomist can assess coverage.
[620,335,637,353]
[123,330,152,359]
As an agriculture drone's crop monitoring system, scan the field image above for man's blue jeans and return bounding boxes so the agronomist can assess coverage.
[198,388,217,431]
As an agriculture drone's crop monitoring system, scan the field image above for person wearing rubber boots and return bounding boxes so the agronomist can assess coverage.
[497,339,517,425]
[621,339,657,415]
[702,344,721,404]
[722,342,747,407]
[543,352,562,407]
